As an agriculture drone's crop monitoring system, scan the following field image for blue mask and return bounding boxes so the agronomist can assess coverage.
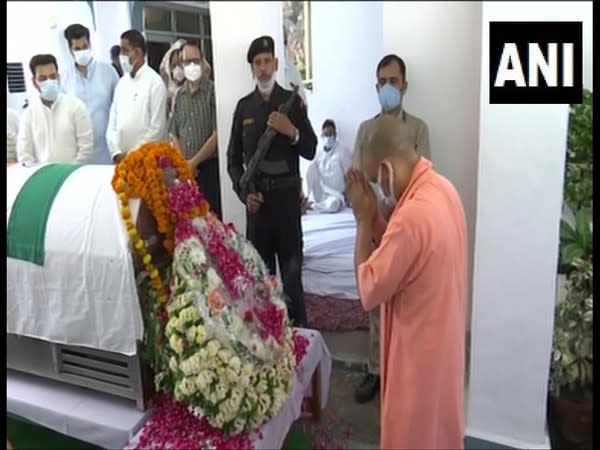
[323,136,335,150]
[377,83,402,112]
[39,79,59,102]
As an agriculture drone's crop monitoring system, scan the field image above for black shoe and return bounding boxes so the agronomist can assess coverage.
[354,373,380,403]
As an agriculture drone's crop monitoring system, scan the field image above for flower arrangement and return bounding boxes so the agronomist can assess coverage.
[113,141,297,440]
[135,330,311,450]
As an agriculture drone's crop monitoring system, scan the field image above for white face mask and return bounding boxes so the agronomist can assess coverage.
[183,63,202,82]
[256,74,276,95]
[322,136,335,150]
[172,66,185,82]
[119,54,134,75]
[73,49,92,67]
[38,79,60,102]
[377,161,397,216]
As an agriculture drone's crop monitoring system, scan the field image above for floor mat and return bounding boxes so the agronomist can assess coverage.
[305,293,369,331]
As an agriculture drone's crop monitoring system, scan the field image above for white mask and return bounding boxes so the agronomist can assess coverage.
[256,74,276,95]
[183,63,202,82]
[74,49,92,67]
[377,161,397,217]
[38,79,60,102]
[322,136,335,150]
[119,54,133,75]
[172,66,185,82]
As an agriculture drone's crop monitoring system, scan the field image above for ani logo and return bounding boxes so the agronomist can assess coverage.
[490,21,583,104]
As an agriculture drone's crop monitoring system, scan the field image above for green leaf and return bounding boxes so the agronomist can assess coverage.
[560,219,576,242]
[553,350,562,361]
[575,209,592,247]
[562,243,584,265]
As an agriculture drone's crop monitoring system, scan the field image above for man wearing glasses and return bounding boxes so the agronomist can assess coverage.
[169,39,222,220]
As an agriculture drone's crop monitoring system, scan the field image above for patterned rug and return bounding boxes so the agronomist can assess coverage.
[305,294,369,331]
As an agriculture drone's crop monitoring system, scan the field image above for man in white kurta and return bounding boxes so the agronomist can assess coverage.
[305,119,350,213]
[61,23,119,164]
[17,54,94,165]
[107,30,167,163]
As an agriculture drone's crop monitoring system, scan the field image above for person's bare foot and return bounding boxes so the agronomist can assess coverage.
[7,440,14,450]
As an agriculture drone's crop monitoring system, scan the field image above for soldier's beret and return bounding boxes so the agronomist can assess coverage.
[247,36,275,63]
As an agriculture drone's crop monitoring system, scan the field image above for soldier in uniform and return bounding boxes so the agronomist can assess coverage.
[226,36,317,327]
[352,54,431,404]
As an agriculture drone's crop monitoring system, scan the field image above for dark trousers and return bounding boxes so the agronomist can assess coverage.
[246,186,307,327]
[196,158,222,220]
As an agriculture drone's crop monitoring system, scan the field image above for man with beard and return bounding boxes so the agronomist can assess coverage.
[227,36,317,327]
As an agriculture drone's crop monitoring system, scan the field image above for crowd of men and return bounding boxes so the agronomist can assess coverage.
[7,25,222,217]
[6,27,468,449]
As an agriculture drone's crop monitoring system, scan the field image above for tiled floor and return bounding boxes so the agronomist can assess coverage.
[319,328,474,448]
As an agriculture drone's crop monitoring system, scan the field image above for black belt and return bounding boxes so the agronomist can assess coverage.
[255,176,301,192]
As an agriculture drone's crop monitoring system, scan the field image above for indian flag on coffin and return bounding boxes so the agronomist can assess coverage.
[6,163,143,356]
[8,164,84,265]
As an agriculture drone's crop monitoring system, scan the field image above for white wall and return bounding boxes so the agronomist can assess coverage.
[302,1,383,182]
[581,3,594,90]
[92,1,132,64]
[382,1,483,331]
[210,0,285,232]
[467,2,592,448]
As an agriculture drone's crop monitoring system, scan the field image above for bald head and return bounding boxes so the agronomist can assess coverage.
[362,115,416,166]
[360,115,420,198]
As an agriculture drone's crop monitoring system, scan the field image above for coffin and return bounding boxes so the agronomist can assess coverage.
[6,164,168,409]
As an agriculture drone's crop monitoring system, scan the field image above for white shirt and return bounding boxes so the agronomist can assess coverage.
[17,94,94,165]
[7,108,20,162]
[305,140,347,213]
[283,56,308,105]
[107,64,168,160]
[61,59,119,164]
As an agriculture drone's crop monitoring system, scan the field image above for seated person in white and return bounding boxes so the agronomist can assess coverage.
[7,107,20,163]
[17,54,93,165]
[305,119,349,213]
[107,29,168,164]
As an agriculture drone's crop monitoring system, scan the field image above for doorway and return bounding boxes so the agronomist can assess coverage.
[147,41,172,73]
[142,2,213,73]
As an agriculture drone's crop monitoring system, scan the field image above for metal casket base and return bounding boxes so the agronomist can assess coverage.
[7,333,151,410]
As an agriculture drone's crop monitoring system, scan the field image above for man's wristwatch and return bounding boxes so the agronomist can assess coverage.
[291,128,300,146]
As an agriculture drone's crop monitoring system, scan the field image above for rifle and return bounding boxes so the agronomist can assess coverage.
[239,84,299,195]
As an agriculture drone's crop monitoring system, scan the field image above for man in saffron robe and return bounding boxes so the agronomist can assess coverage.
[346,115,467,449]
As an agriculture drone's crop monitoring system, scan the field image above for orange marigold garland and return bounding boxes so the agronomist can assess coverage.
[112,141,198,303]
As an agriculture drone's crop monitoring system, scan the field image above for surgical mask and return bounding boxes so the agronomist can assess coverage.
[323,136,335,150]
[184,63,202,82]
[377,160,397,213]
[39,79,60,102]
[256,74,276,95]
[378,83,402,112]
[119,54,134,75]
[172,66,185,82]
[74,49,92,67]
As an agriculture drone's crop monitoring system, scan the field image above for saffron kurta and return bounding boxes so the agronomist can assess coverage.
[358,158,468,449]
